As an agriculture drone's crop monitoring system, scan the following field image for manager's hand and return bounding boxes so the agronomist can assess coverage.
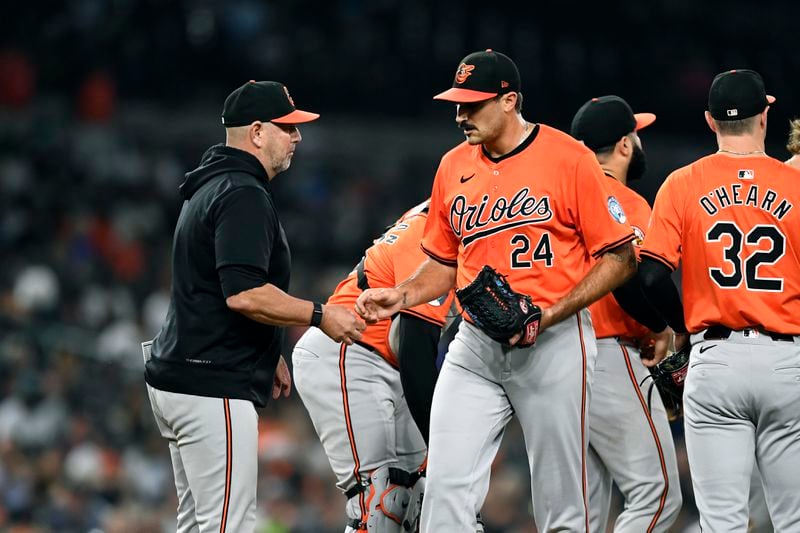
[272,355,292,399]
[320,304,366,345]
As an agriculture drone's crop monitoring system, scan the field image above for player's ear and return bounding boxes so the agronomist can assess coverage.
[250,121,265,148]
[616,135,631,158]
[501,92,517,113]
[704,111,717,133]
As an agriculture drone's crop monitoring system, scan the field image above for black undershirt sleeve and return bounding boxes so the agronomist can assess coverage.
[638,257,688,334]
[219,264,268,299]
[396,313,442,446]
[612,274,668,333]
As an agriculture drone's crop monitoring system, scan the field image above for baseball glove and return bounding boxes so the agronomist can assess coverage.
[647,344,690,420]
[456,265,542,347]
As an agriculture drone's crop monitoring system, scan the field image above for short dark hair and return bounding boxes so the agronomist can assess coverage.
[787,118,800,155]
[592,132,633,159]
[714,115,760,136]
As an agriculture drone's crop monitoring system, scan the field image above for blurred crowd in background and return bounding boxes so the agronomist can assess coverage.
[2,1,799,531]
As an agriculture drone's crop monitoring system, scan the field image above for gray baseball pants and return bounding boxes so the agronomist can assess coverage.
[421,312,596,532]
[143,341,258,533]
[685,330,800,532]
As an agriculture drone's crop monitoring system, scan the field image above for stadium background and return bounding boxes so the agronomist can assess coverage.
[1,1,798,531]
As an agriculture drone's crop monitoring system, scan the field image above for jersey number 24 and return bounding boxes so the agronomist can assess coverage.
[510,233,554,268]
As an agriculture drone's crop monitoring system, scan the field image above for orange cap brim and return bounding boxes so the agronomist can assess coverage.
[634,112,656,131]
[272,109,320,124]
[767,95,776,104]
[433,87,498,103]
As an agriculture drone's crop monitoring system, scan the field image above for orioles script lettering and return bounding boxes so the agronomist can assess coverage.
[450,188,553,246]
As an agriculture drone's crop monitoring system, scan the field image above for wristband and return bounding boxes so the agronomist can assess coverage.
[310,301,323,328]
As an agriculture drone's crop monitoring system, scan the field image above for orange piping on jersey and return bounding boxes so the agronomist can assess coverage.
[639,250,677,272]
[219,398,232,533]
[592,232,636,258]
[339,343,367,519]
[620,344,669,532]
[420,243,458,266]
[576,313,590,532]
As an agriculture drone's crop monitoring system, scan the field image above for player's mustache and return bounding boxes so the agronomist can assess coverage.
[459,122,476,131]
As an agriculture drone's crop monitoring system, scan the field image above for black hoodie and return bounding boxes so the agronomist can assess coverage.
[145,144,291,407]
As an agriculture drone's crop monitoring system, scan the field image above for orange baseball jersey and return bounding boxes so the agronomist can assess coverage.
[589,175,652,340]
[422,124,635,307]
[641,153,800,334]
[327,201,455,367]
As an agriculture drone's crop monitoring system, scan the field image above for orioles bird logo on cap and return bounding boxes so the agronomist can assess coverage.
[455,63,475,84]
[283,86,295,106]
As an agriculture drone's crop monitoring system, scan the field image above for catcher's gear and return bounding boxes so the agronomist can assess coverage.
[645,344,690,420]
[345,466,425,532]
[456,265,542,347]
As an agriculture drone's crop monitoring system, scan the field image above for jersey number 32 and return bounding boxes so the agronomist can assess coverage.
[706,221,785,292]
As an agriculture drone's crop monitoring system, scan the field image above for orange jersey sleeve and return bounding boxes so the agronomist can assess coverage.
[641,154,800,334]
[589,177,652,340]
[422,124,634,307]
[422,164,460,265]
[328,201,455,366]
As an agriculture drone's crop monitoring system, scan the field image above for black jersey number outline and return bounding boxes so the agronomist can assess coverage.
[705,221,785,292]
[510,233,554,269]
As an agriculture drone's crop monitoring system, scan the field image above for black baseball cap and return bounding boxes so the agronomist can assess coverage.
[434,49,521,103]
[570,95,656,151]
[708,69,775,121]
[221,80,319,127]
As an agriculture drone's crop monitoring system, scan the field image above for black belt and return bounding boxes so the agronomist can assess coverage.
[704,325,795,342]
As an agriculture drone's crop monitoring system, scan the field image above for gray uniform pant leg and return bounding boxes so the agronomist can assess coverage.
[292,327,426,516]
[748,466,773,533]
[146,386,258,533]
[754,338,800,531]
[421,312,596,532]
[587,444,612,532]
[587,339,681,533]
[685,333,800,532]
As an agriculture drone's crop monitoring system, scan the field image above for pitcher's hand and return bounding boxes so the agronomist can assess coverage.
[355,288,405,324]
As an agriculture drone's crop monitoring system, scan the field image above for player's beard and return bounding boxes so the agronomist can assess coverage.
[627,145,648,182]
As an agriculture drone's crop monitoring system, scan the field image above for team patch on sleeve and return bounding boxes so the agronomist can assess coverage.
[607,196,627,224]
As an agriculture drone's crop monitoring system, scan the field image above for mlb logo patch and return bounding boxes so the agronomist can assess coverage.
[738,169,754,180]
